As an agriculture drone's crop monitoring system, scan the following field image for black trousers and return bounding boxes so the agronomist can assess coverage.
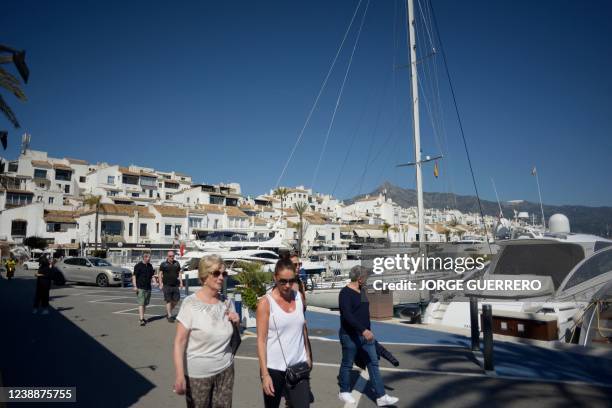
[263,369,310,408]
[33,278,51,308]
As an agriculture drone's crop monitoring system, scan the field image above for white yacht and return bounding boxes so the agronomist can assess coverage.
[191,230,292,253]
[423,215,612,341]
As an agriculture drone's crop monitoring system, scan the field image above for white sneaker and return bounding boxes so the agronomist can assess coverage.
[376,394,399,407]
[338,392,356,404]
[41,309,49,315]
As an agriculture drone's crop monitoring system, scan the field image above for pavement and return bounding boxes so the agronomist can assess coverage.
[1,267,611,408]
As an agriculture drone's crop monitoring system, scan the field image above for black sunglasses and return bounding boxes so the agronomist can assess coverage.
[212,270,228,278]
[277,278,297,286]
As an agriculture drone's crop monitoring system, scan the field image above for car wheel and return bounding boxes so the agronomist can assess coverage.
[96,274,109,287]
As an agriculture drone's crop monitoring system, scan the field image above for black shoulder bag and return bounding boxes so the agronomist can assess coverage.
[271,300,312,386]
[225,298,242,356]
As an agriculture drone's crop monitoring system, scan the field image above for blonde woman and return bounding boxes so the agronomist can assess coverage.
[173,255,240,408]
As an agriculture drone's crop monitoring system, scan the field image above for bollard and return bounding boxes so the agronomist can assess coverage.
[184,271,189,296]
[470,297,479,351]
[482,304,494,371]
[235,292,243,331]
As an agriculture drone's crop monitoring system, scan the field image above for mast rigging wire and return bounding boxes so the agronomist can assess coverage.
[429,0,491,245]
[275,0,365,189]
[311,0,371,189]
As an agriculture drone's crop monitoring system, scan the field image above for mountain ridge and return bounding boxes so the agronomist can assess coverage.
[345,182,612,236]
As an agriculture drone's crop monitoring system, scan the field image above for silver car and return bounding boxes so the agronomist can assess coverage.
[56,257,132,287]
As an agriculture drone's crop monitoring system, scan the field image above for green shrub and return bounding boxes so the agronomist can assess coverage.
[234,262,273,311]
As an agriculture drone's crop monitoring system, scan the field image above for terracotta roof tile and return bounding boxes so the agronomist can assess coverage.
[44,210,77,224]
[53,163,73,171]
[31,160,53,169]
[82,203,154,218]
[152,205,187,217]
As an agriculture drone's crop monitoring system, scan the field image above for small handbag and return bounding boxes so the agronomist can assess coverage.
[271,306,312,386]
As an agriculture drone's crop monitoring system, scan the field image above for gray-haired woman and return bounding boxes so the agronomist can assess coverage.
[173,255,240,407]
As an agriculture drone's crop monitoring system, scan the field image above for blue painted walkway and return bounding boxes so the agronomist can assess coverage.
[304,310,612,386]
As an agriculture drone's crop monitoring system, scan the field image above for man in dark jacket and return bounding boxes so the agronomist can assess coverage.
[132,253,155,326]
[337,266,398,407]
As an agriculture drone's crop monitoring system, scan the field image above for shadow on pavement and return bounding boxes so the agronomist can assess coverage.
[0,277,155,407]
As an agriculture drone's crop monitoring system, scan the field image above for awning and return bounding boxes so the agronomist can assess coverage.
[366,229,386,239]
[353,230,369,238]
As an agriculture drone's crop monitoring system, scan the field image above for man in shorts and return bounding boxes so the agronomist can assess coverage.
[159,250,182,322]
[132,253,155,326]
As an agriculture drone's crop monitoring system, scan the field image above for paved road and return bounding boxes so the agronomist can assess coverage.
[1,269,611,407]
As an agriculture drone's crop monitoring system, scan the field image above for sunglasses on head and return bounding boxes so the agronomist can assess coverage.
[212,270,228,278]
[277,278,297,286]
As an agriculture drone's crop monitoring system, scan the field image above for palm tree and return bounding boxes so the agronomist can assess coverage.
[1,45,29,150]
[293,202,309,256]
[382,222,391,245]
[84,195,102,250]
[273,187,289,223]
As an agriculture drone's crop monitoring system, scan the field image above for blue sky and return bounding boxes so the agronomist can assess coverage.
[2,0,611,206]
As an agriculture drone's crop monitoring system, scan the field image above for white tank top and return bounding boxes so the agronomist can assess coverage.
[266,291,308,371]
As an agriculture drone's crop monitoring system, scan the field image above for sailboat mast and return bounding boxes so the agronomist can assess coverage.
[406,0,425,244]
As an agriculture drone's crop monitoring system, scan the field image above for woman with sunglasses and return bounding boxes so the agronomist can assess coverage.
[173,255,240,408]
[257,258,312,408]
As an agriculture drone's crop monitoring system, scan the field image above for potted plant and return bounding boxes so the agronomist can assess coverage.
[234,262,273,328]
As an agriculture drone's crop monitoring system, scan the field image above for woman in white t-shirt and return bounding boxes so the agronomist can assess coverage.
[173,255,240,408]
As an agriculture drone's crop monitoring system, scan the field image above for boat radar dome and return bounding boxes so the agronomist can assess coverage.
[549,214,570,234]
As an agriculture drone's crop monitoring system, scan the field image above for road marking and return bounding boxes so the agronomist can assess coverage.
[232,355,612,389]
[308,336,467,348]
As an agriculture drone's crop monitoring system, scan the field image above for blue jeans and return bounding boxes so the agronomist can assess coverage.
[338,329,385,398]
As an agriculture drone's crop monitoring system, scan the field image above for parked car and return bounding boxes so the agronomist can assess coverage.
[55,257,132,287]
[22,258,41,270]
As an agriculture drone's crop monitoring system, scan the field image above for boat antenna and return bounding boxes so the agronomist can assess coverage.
[491,177,504,218]
[531,166,546,229]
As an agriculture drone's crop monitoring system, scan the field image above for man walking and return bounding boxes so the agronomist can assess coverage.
[337,266,398,407]
[132,253,155,326]
[159,250,182,322]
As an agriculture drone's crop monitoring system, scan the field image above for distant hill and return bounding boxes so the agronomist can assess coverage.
[346,182,612,236]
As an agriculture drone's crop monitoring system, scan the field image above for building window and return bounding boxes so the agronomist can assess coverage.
[140,177,157,188]
[164,181,179,189]
[164,224,172,236]
[37,196,42,202]
[122,175,139,185]
[331,232,335,240]
[8,162,18,172]
[11,220,27,237]
[101,220,122,236]
[175,225,182,236]
[156,223,159,233]
[214,219,219,229]
[131,192,139,198]
[166,194,172,200]
[187,197,190,203]
[55,169,72,181]
[64,185,70,194]
[149,190,153,198]
[6,192,33,206]
[38,183,45,189]
[34,169,47,179]
[128,223,133,237]
[107,176,115,184]
[79,176,86,183]
[49,197,54,204]
[189,217,202,229]
[140,223,147,237]
[108,190,118,197]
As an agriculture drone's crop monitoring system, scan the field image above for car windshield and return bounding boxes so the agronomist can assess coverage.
[88,258,112,267]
